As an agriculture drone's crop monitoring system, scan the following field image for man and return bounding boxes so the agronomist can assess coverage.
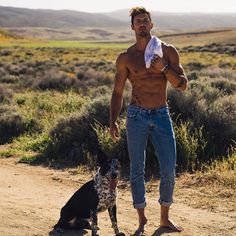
[110,7,187,235]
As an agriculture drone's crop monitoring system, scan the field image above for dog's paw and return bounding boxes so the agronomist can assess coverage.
[116,232,125,236]
[55,227,65,234]
[92,233,99,236]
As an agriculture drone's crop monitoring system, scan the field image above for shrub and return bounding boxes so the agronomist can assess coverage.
[210,78,236,95]
[174,121,207,172]
[33,70,81,92]
[0,49,12,56]
[76,68,113,88]
[0,106,29,144]
[44,95,112,165]
[92,120,127,160]
[201,94,236,157]
[13,133,50,153]
[187,71,199,81]
[186,62,207,70]
[168,78,235,161]
[0,85,13,104]
[0,67,7,78]
[167,87,201,121]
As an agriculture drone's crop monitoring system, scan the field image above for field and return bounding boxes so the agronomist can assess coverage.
[0,28,236,235]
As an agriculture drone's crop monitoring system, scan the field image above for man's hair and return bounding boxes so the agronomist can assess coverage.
[129,7,152,25]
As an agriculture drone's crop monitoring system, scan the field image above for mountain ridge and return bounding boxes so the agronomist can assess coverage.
[1,6,236,30]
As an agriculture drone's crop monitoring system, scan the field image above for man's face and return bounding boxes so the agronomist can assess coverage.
[131,13,153,37]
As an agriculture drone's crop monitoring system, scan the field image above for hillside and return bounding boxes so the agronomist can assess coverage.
[0,6,125,28]
[105,9,236,31]
[0,6,236,31]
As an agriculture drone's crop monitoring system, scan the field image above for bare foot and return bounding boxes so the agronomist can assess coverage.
[132,219,147,236]
[160,219,183,232]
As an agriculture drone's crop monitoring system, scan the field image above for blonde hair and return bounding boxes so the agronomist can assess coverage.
[129,7,151,25]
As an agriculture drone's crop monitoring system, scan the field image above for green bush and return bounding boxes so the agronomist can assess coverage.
[92,120,127,160]
[168,78,236,160]
[13,133,50,152]
[174,121,207,172]
[44,95,112,165]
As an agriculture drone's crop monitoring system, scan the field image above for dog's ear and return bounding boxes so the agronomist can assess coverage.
[97,149,108,166]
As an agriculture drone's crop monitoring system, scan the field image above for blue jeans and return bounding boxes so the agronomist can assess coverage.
[126,105,176,208]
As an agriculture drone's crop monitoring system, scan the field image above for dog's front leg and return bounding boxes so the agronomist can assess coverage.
[108,206,125,236]
[90,209,99,236]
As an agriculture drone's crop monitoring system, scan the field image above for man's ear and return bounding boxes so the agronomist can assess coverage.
[131,24,134,30]
[150,22,153,29]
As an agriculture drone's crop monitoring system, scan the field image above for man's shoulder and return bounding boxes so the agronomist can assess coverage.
[116,46,134,63]
[161,41,177,51]
[161,41,179,59]
[118,44,135,56]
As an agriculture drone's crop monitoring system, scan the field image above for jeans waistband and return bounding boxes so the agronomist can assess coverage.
[128,104,169,114]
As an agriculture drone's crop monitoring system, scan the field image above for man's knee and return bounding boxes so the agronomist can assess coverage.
[160,171,175,184]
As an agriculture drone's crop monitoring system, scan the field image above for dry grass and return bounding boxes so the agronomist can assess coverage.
[175,151,236,212]
[161,29,236,47]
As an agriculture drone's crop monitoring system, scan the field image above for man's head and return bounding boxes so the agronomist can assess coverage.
[130,7,152,25]
[130,7,153,37]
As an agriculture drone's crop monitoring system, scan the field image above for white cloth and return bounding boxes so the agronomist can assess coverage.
[144,35,163,68]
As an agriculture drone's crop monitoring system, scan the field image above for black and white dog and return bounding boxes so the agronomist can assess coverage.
[54,152,125,236]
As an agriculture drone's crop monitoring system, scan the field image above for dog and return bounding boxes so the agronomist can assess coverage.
[54,152,125,236]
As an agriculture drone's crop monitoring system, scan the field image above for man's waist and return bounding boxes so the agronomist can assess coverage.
[128,103,169,113]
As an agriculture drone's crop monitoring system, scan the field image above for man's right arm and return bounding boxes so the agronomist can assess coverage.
[110,53,128,140]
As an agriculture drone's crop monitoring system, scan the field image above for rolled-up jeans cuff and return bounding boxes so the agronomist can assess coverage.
[158,199,173,207]
[133,201,146,209]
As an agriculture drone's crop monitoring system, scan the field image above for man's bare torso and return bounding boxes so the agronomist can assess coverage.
[124,43,169,109]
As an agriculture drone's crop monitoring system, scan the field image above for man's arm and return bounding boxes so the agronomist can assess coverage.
[110,53,128,140]
[151,45,188,91]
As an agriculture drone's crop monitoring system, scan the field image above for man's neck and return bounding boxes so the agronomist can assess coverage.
[135,34,152,52]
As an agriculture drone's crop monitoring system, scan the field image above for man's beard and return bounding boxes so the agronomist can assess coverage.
[138,31,148,37]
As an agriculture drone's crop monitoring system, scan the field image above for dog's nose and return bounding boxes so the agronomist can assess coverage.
[111,173,117,179]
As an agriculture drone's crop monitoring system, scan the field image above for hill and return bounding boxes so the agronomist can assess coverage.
[0,6,236,31]
[0,6,126,28]
[105,9,236,31]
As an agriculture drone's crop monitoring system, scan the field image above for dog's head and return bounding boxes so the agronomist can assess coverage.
[97,151,121,190]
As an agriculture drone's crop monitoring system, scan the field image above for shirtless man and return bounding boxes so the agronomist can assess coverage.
[110,7,187,235]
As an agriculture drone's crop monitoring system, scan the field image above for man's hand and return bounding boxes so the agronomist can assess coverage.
[110,122,120,141]
[151,55,167,71]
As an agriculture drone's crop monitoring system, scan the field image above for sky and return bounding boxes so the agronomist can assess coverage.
[0,0,235,13]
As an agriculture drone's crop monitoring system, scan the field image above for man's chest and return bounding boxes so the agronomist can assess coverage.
[127,52,164,77]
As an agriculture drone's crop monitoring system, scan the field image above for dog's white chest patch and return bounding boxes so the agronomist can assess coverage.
[94,174,117,212]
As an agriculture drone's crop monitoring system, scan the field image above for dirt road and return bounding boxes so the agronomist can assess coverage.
[0,157,235,236]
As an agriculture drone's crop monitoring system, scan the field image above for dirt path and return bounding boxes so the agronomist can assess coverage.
[0,157,235,236]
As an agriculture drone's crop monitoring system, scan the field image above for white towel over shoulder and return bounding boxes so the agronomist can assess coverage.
[144,36,163,68]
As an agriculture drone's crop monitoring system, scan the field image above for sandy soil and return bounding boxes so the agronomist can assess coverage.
[0,157,235,236]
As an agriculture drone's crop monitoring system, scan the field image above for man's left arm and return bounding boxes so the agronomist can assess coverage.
[151,45,188,91]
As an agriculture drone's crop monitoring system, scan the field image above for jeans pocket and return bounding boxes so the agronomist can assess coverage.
[127,110,139,119]
[158,108,169,118]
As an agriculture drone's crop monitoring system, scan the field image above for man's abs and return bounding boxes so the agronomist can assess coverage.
[129,77,168,109]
